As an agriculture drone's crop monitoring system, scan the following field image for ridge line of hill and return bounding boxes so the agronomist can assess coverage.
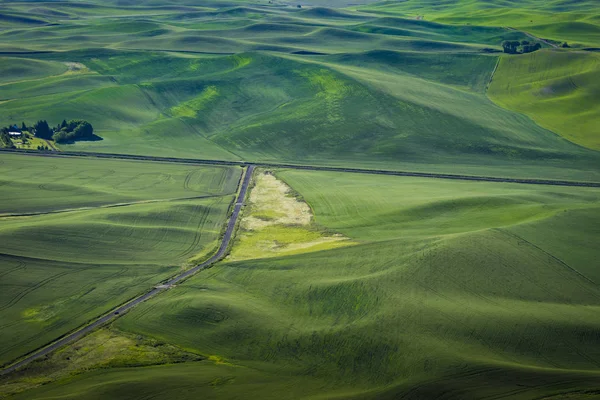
[1,148,598,187]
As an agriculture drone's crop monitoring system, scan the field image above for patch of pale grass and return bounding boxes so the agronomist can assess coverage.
[229,172,354,261]
[245,172,311,228]
[63,62,89,74]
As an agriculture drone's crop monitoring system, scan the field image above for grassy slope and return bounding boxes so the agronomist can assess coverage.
[0,58,67,85]
[488,49,600,150]
[0,153,241,365]
[0,2,597,180]
[5,48,593,181]
[1,2,600,397]
[22,170,600,399]
[355,0,600,47]
[0,328,203,398]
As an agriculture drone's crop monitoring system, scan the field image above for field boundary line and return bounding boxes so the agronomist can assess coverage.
[0,165,255,376]
[0,193,230,218]
[495,228,596,285]
[486,55,500,90]
[1,149,598,187]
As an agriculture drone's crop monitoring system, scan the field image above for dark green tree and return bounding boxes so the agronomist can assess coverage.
[34,120,52,139]
[53,120,95,143]
[522,43,542,53]
[501,40,520,54]
[0,128,15,149]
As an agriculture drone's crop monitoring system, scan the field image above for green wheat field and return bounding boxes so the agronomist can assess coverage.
[0,0,599,398]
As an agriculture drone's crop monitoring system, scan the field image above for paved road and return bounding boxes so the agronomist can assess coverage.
[0,165,255,375]
[1,148,598,187]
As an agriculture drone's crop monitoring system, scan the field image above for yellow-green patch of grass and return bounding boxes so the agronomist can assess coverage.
[0,328,203,398]
[230,225,351,260]
[22,295,76,324]
[296,69,350,123]
[63,62,90,75]
[170,85,218,118]
[246,172,312,227]
[207,355,234,366]
[12,134,47,150]
[229,171,354,261]
[232,54,252,69]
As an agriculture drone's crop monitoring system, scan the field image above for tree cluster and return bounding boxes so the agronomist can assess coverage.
[52,120,95,143]
[0,128,16,149]
[1,119,96,148]
[34,120,52,139]
[502,40,542,54]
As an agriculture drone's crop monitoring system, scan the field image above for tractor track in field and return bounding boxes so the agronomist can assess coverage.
[1,148,599,187]
[0,193,229,219]
[0,165,255,376]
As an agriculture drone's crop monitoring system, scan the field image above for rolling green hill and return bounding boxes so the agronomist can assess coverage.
[356,0,600,47]
[1,49,598,180]
[16,169,599,399]
[1,0,599,398]
[0,153,241,366]
[0,0,598,180]
[489,49,600,150]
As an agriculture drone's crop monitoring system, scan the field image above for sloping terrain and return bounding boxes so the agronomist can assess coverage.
[17,170,599,399]
[0,0,598,180]
[489,49,600,150]
[356,0,600,47]
[0,153,241,366]
[0,0,599,398]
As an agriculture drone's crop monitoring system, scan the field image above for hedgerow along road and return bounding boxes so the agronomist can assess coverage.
[0,165,255,375]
